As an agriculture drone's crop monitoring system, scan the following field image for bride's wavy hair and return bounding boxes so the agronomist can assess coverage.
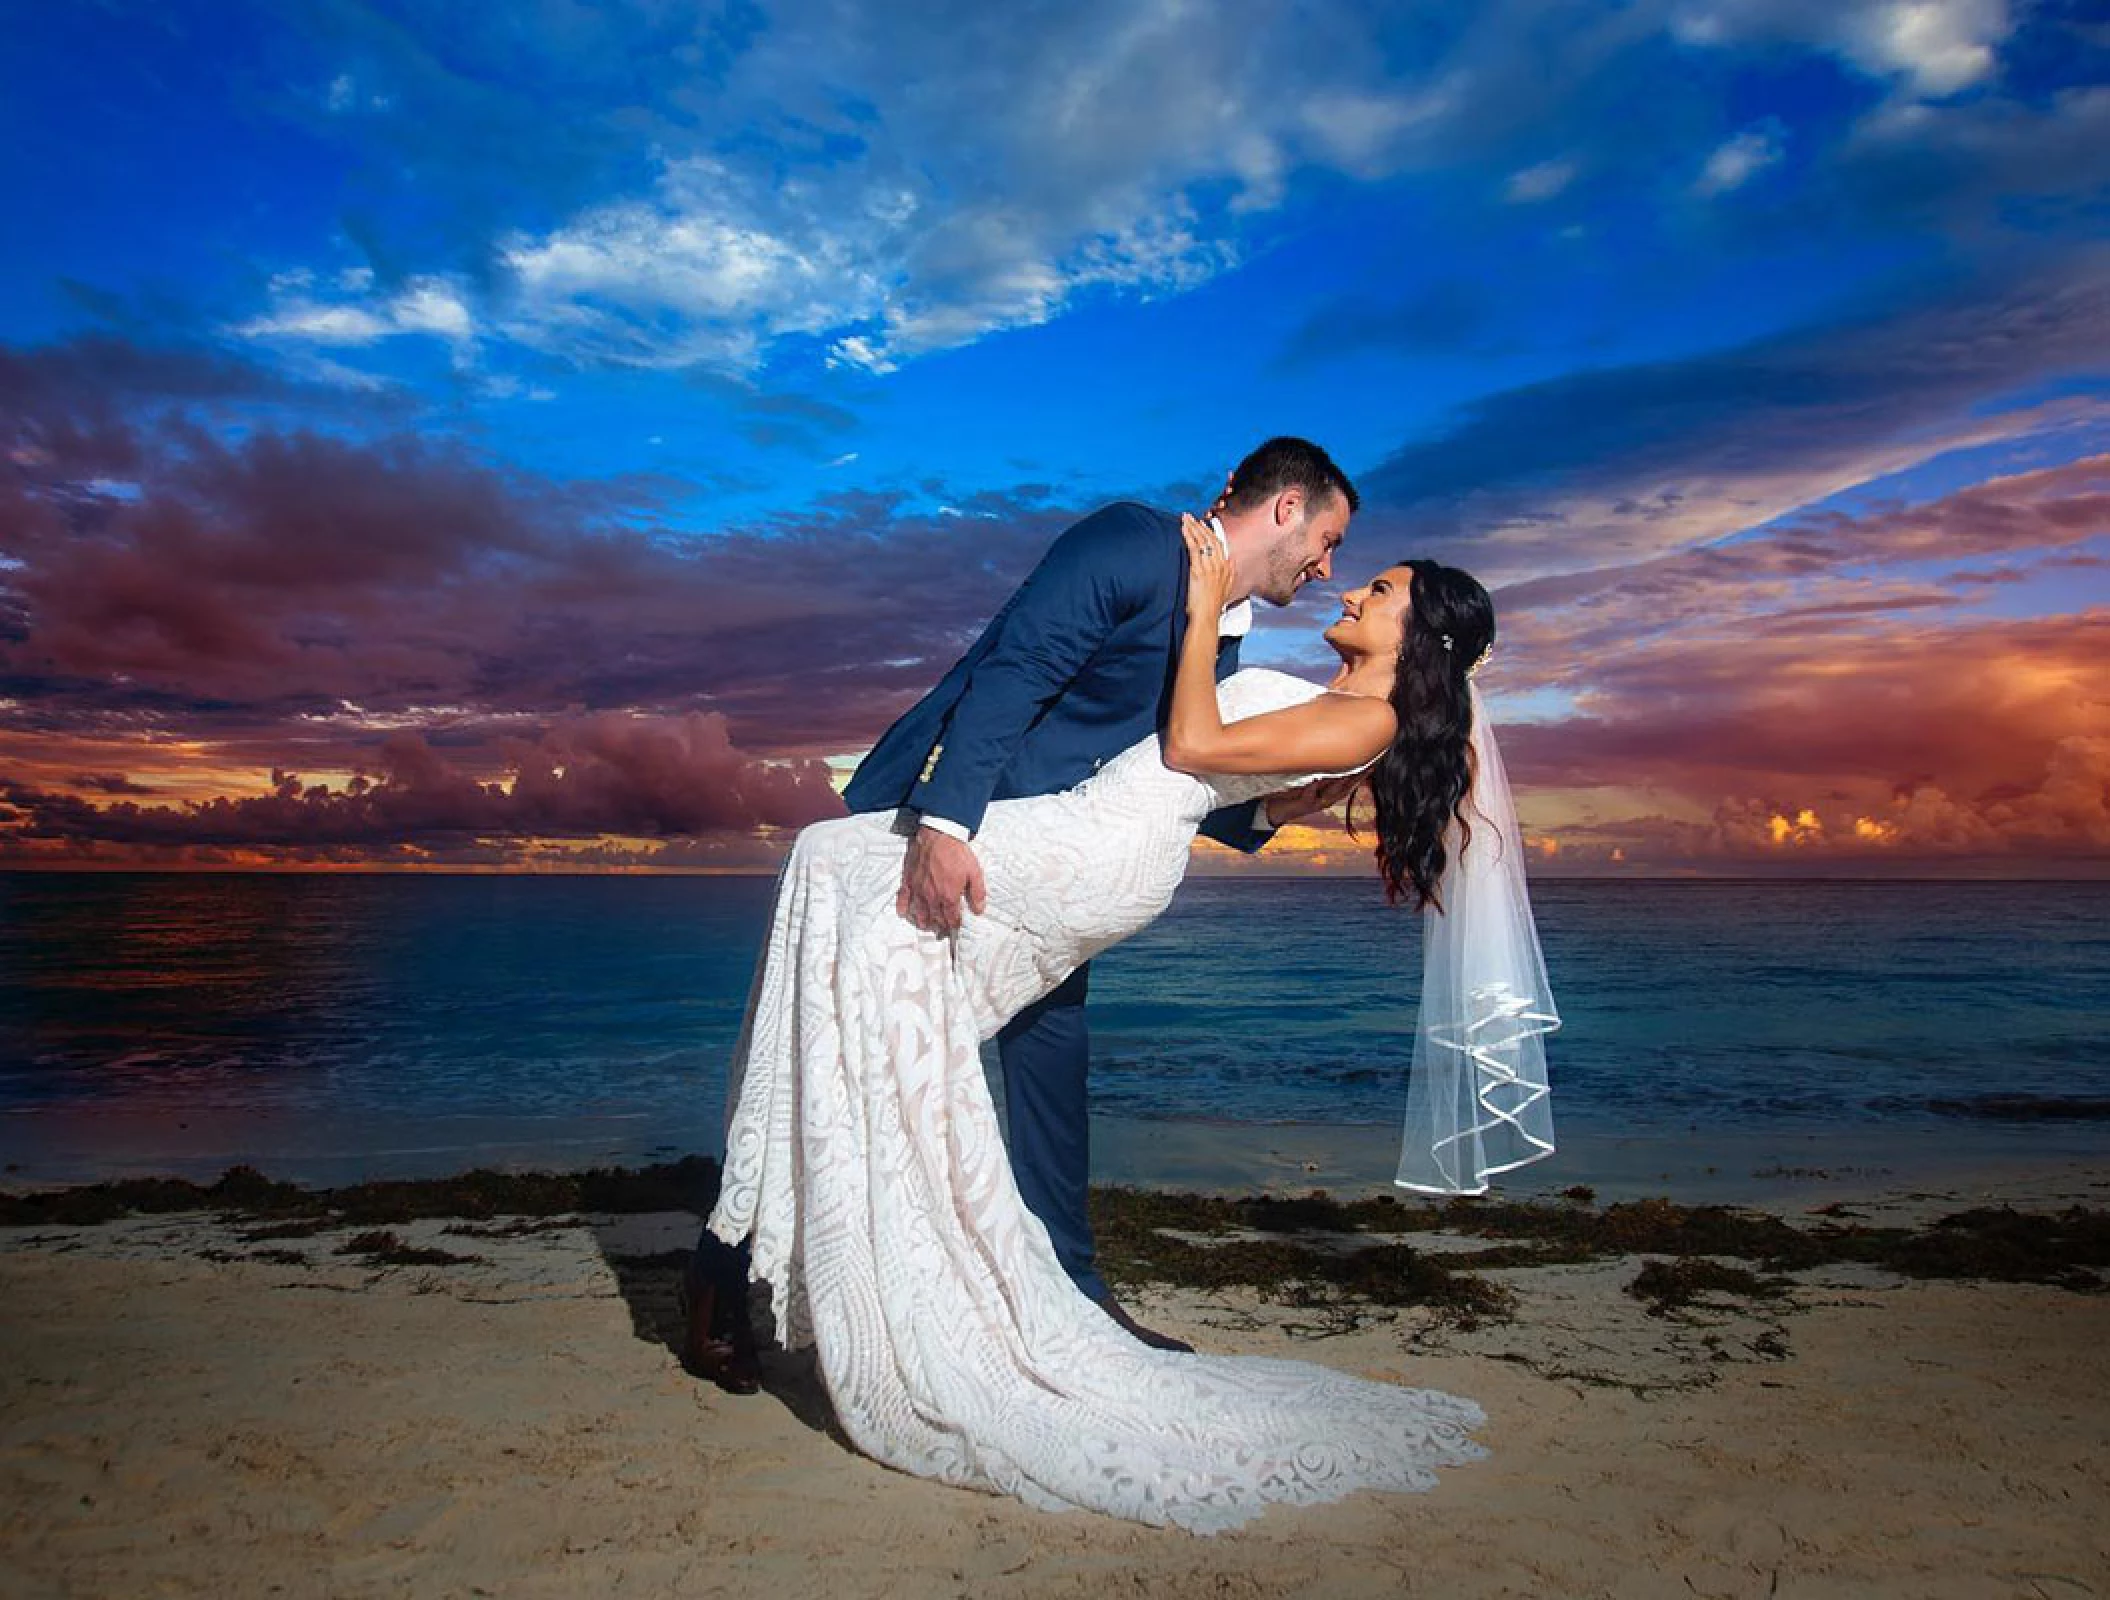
[1354,560,1496,911]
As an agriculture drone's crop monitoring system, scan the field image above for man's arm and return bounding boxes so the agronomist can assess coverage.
[908,506,1147,835]
[899,506,1148,934]
[1199,772,1365,854]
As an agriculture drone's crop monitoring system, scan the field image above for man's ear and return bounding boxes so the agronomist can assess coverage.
[1273,487,1305,527]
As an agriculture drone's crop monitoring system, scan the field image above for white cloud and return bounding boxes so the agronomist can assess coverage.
[1674,0,2012,99]
[826,336,892,377]
[323,71,391,116]
[497,133,1240,373]
[1301,83,1462,176]
[257,1,1458,377]
[235,275,477,358]
[281,353,393,392]
[1851,79,2110,163]
[389,281,474,341]
[476,374,554,402]
[239,302,393,344]
[498,174,881,371]
[233,0,2053,385]
[1846,0,2009,95]
[1506,158,1578,203]
[1695,126,1784,195]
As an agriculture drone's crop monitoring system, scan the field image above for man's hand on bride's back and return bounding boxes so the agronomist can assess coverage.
[901,825,988,937]
[1264,772,1366,828]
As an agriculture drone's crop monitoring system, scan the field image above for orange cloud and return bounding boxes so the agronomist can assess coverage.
[6,332,2105,877]
[0,710,842,868]
[1461,440,2110,873]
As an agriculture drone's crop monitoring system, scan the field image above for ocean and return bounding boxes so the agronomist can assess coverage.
[2,872,2105,1193]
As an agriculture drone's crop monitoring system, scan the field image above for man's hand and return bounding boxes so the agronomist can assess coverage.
[1264,772,1366,828]
[898,824,988,937]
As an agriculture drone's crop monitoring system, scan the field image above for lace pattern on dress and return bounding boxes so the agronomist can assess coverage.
[707,668,1486,1532]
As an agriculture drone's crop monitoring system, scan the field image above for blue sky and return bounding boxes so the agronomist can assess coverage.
[1,0,2105,872]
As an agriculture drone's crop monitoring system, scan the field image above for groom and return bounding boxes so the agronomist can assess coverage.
[842,436,1359,1349]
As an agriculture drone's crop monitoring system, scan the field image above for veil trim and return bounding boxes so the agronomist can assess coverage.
[1394,680,1560,1196]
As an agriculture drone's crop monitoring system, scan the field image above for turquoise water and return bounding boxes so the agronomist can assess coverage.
[1,872,2104,1184]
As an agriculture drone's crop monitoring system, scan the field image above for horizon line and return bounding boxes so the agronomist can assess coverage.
[2,864,2105,884]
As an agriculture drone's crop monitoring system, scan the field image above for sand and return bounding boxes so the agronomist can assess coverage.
[4,1176,2109,1600]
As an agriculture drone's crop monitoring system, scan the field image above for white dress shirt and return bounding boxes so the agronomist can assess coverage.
[1210,514,1253,640]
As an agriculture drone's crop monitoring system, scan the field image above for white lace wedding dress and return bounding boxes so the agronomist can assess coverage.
[707,667,1486,1532]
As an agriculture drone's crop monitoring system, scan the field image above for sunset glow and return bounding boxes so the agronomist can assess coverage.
[2,4,2104,878]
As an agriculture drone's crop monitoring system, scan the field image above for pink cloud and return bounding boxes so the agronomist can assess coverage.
[3,366,1075,754]
[1442,452,2110,870]
[5,333,2105,874]
[1490,452,2110,676]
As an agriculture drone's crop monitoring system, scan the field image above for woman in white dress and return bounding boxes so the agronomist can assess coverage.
[694,516,1557,1533]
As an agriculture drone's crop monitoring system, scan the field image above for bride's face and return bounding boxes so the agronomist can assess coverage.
[1322,565,1415,657]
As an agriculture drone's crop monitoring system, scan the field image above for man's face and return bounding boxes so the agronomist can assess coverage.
[1255,489,1349,607]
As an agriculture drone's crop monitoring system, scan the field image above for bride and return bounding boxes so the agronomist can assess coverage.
[692,514,1557,1533]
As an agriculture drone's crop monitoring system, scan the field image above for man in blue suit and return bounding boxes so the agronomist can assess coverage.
[685,437,1358,1384]
[845,436,1359,1350]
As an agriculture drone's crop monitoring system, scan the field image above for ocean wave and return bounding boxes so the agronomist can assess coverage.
[1872,1093,2110,1123]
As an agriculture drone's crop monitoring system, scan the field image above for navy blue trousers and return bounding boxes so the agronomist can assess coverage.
[997,961,1103,1300]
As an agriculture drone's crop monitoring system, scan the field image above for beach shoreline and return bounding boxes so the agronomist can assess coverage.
[8,1101,2106,1211]
[3,1157,2107,1597]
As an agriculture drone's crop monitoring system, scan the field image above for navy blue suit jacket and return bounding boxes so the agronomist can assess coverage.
[843,501,1267,852]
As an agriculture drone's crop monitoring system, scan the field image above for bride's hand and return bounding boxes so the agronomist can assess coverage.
[1180,512,1234,623]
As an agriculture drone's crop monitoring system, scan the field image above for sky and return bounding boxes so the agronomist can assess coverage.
[1,0,2105,877]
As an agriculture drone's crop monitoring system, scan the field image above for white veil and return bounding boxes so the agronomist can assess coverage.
[1395,680,1560,1195]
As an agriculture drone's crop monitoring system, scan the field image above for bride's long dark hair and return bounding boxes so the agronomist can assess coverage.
[1359,560,1496,911]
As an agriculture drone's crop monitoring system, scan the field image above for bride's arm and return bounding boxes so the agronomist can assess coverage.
[1162,516,1394,776]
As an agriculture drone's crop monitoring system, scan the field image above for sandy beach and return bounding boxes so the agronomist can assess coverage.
[4,1166,2108,1600]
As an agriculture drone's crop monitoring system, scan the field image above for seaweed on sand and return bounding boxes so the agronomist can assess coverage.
[1088,1186,2110,1299]
[1627,1258,1792,1318]
[334,1230,482,1268]
[0,1157,721,1228]
[7,1162,2104,1298]
[1877,1206,2110,1291]
[1090,1189,1513,1327]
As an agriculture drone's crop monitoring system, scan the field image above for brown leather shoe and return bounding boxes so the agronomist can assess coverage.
[680,1242,762,1394]
[1092,1291,1195,1353]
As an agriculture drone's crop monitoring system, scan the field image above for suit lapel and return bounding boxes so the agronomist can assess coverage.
[1167,589,1243,683]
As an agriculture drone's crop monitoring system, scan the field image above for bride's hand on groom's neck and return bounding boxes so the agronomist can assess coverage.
[1180,513,1234,622]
